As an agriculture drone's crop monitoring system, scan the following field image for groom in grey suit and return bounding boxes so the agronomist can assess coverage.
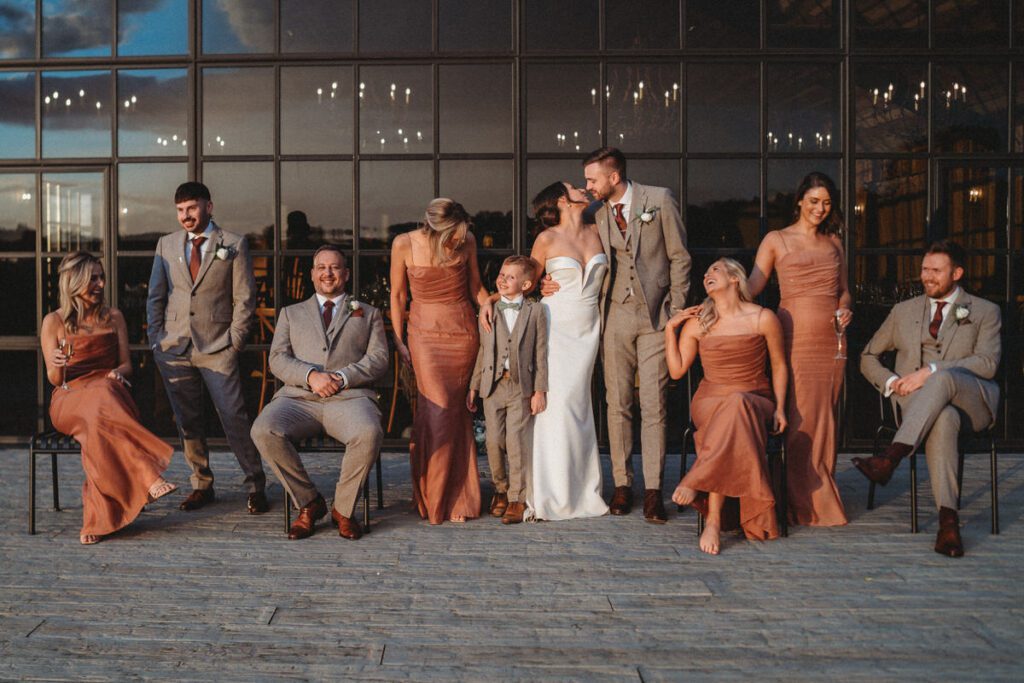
[856,240,1001,557]
[251,245,389,540]
[147,181,268,514]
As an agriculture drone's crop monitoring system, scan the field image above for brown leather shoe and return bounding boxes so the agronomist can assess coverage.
[489,492,509,517]
[179,487,215,511]
[852,442,914,486]
[288,495,327,540]
[247,490,269,515]
[331,507,363,540]
[643,489,667,524]
[934,506,965,558]
[501,501,526,525]
[609,486,633,515]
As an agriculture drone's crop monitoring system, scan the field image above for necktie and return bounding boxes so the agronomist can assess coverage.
[496,300,521,312]
[322,300,334,330]
[612,203,627,236]
[929,301,946,339]
[189,235,206,282]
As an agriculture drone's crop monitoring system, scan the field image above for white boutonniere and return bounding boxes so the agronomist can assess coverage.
[637,207,659,224]
[348,299,364,318]
[953,304,970,324]
[214,243,235,261]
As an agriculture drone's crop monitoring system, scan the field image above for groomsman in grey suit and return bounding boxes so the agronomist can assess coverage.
[856,240,1001,557]
[147,182,268,514]
[250,245,389,540]
[584,147,691,523]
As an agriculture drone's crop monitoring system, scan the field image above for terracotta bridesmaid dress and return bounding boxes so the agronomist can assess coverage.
[49,331,173,537]
[407,258,482,524]
[682,333,779,541]
[776,242,848,526]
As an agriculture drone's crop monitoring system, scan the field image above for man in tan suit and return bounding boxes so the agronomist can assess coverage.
[857,240,1001,557]
[251,245,389,540]
[584,147,691,523]
[147,182,268,514]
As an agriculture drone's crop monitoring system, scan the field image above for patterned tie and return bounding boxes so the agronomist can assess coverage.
[612,203,628,236]
[322,300,334,330]
[496,300,521,312]
[929,301,946,339]
[189,235,206,282]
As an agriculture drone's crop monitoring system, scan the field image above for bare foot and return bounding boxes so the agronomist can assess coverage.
[147,478,178,503]
[672,483,698,507]
[449,514,467,523]
[699,521,721,555]
[80,534,101,545]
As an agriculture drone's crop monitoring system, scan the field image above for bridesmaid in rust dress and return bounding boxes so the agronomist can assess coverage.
[40,252,176,545]
[748,172,851,527]
[390,199,494,524]
[666,258,788,555]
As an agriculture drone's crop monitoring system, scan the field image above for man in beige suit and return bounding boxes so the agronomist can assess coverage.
[147,182,268,514]
[251,245,389,540]
[857,240,1001,557]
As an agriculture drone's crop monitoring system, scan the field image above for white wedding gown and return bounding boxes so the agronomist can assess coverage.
[526,254,610,521]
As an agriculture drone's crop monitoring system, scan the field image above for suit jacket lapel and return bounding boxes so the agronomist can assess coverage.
[306,296,329,346]
[326,295,352,343]
[628,183,647,245]
[509,302,528,350]
[175,231,192,285]
[191,224,222,291]
[938,291,968,359]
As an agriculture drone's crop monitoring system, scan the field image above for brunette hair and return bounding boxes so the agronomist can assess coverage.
[57,251,109,334]
[421,198,471,266]
[174,181,211,204]
[697,258,753,334]
[583,146,627,177]
[532,182,570,229]
[792,171,844,237]
[312,243,348,267]
[925,239,967,273]
[502,255,536,282]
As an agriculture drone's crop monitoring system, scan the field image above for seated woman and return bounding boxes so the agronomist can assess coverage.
[664,258,788,555]
[41,252,177,545]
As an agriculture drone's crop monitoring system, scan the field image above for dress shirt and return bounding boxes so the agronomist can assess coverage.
[611,181,634,231]
[883,286,962,396]
[498,295,524,370]
[184,222,215,264]
[304,293,349,390]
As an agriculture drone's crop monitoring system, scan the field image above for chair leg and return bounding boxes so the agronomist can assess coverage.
[956,447,965,510]
[283,489,291,533]
[678,427,692,512]
[990,438,999,535]
[909,453,918,534]
[780,443,788,538]
[29,448,36,535]
[51,453,60,511]
[375,452,383,509]
[363,474,371,533]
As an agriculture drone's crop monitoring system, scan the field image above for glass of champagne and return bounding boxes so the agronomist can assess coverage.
[833,310,846,360]
[58,337,73,390]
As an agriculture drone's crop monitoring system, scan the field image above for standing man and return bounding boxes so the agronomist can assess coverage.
[584,147,691,522]
[147,181,268,514]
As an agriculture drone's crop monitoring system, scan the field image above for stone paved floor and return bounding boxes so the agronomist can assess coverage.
[1,446,1022,681]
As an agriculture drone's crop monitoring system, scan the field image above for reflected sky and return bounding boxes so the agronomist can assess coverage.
[118,69,189,156]
[203,0,273,54]
[0,0,34,58]
[41,70,112,158]
[0,72,34,158]
[118,163,187,249]
[42,0,112,57]
[119,0,188,56]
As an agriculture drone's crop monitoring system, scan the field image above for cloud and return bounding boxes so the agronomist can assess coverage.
[0,1,35,58]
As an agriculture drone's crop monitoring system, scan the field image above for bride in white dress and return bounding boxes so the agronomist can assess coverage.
[526,181,610,521]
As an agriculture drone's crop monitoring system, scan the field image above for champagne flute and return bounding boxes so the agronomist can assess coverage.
[58,337,73,390]
[833,310,846,360]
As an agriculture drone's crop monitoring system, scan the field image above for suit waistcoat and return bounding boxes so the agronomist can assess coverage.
[493,313,518,384]
[608,224,637,304]
[920,310,944,366]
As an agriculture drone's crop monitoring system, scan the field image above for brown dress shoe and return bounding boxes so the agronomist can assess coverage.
[852,442,914,486]
[247,491,269,515]
[934,507,965,558]
[179,487,215,511]
[331,507,363,540]
[609,486,633,515]
[288,495,327,540]
[489,492,509,517]
[501,501,526,525]
[643,489,668,524]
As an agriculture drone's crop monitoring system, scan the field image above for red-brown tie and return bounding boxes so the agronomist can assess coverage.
[929,301,946,339]
[322,300,334,330]
[189,235,206,282]
[613,203,627,236]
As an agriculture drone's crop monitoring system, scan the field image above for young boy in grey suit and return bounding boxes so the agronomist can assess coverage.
[467,256,548,524]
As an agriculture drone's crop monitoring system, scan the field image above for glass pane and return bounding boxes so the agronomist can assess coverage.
[767,0,838,48]
[0,258,35,334]
[526,63,600,153]
[41,172,104,252]
[281,66,354,155]
[852,0,926,48]
[960,254,1005,303]
[940,166,1008,251]
[358,0,431,53]
[630,159,680,199]
[41,254,61,312]
[0,71,34,158]
[0,352,36,434]
[201,162,275,249]
[687,160,760,250]
[687,63,758,153]
[203,67,274,156]
[118,69,189,157]
[934,0,1009,48]
[281,161,354,248]
[359,160,433,249]
[934,63,1008,154]
[281,254,313,306]
[42,0,111,57]
[854,63,928,153]
[41,71,112,158]
[439,64,513,153]
[118,0,187,56]
[686,0,758,49]
[1015,170,1024,250]
[118,256,156,345]
[118,163,187,251]
[525,159,586,248]
[1016,65,1024,153]
[0,173,35,250]
[606,0,679,50]
[525,0,598,52]
[439,160,513,250]
[766,159,840,231]
[607,64,681,153]
[281,0,353,53]
[202,0,273,54]
[0,0,35,59]
[854,158,927,250]
[765,63,839,154]
[251,253,275,310]
[358,253,393,312]
[476,252,509,294]
[439,0,511,52]
[359,65,432,154]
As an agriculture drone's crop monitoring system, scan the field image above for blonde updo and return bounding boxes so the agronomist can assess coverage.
[421,198,471,266]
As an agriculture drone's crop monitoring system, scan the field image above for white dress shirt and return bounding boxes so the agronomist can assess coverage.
[611,181,634,230]
[498,295,524,370]
[304,292,349,390]
[184,222,215,263]
[883,286,962,396]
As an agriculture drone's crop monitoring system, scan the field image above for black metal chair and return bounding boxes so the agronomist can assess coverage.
[866,393,999,534]
[28,429,81,534]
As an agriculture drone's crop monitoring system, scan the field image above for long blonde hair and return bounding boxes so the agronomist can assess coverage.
[57,251,108,334]
[697,257,752,334]
[421,198,470,266]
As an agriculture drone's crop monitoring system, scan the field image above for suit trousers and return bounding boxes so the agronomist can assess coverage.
[603,297,667,489]
[250,395,383,516]
[482,376,530,502]
[895,368,994,510]
[154,345,265,493]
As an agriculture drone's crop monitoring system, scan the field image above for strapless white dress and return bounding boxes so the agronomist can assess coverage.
[526,254,610,521]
